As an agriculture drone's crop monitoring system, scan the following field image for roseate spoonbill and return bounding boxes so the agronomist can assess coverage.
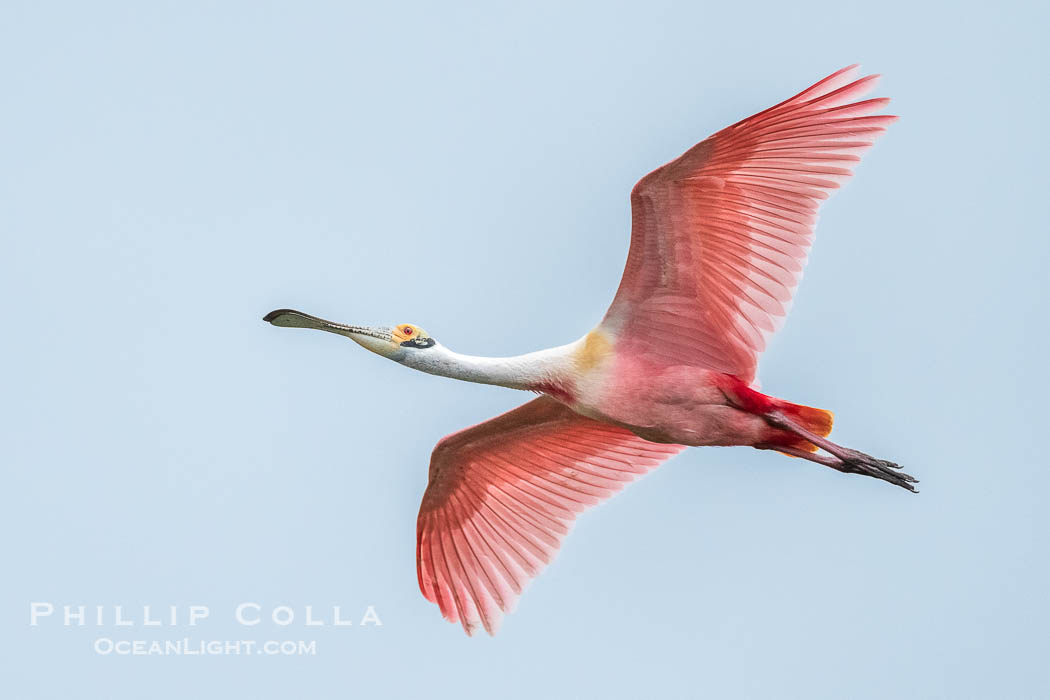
[264,65,914,636]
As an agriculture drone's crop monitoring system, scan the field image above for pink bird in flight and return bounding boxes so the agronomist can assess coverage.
[265,65,913,635]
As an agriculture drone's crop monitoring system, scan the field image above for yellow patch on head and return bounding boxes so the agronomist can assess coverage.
[392,324,425,343]
[574,329,612,373]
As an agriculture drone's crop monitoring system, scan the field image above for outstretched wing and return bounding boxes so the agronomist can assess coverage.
[416,396,683,635]
[602,65,895,384]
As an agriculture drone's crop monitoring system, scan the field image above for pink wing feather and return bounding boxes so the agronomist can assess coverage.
[416,396,683,635]
[602,65,896,383]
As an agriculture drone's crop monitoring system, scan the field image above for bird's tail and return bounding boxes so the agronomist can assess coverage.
[715,375,834,454]
[771,400,834,454]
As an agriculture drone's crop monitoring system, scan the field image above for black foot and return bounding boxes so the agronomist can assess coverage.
[836,449,918,492]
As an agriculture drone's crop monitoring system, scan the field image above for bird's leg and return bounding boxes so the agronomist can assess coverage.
[761,411,918,492]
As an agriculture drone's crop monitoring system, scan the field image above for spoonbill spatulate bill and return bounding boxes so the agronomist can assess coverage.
[265,65,914,636]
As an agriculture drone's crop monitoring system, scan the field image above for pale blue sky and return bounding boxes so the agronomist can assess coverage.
[3,1,1048,698]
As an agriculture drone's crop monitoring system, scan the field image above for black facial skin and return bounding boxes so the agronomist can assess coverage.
[401,336,436,349]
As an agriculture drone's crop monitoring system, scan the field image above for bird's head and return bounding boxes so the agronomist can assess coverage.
[263,309,437,361]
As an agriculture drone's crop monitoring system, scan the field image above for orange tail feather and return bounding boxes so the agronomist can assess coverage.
[715,375,834,455]
[774,401,834,454]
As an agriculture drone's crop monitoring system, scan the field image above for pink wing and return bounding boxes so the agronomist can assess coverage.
[602,65,896,384]
[416,396,683,635]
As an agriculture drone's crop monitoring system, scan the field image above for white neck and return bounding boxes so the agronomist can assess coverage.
[399,340,581,391]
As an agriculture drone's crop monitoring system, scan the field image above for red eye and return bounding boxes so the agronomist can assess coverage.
[403,327,413,335]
